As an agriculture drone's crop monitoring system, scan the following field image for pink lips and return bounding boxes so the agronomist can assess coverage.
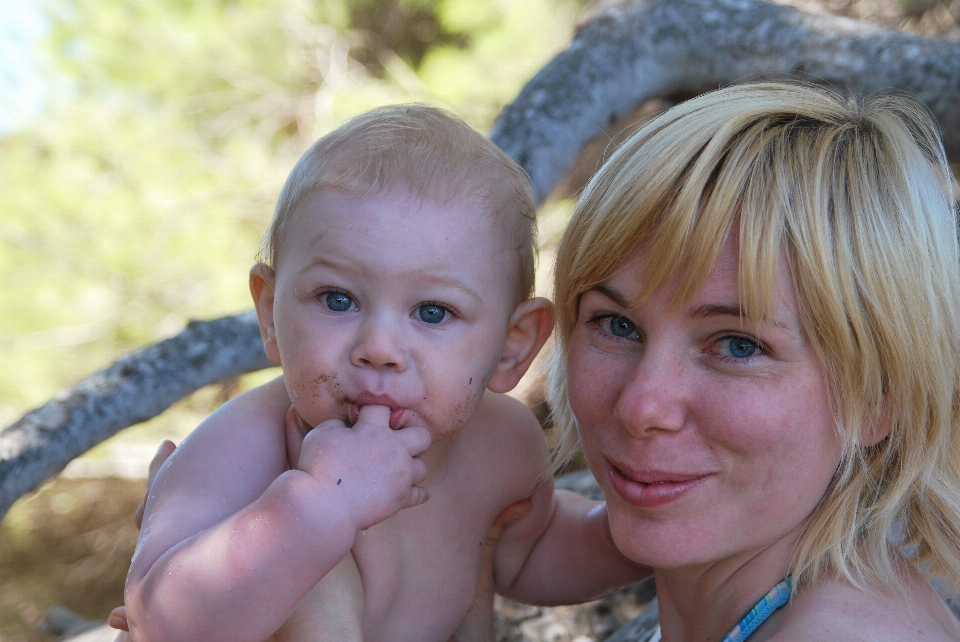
[350,393,408,430]
[607,461,710,509]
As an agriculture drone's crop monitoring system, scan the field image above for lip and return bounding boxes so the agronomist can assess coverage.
[605,459,711,509]
[350,392,409,430]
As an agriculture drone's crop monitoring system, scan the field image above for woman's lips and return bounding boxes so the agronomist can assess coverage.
[607,462,710,509]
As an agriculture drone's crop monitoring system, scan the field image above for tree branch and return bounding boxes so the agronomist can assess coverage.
[490,0,960,203]
[0,312,273,517]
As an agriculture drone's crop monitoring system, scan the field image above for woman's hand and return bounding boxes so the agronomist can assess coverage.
[108,439,178,634]
[448,499,533,642]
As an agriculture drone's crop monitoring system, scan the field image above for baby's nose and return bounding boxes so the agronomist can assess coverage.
[350,320,408,371]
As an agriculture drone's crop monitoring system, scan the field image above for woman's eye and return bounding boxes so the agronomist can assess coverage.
[418,304,447,324]
[323,292,354,312]
[605,315,637,338]
[720,336,759,359]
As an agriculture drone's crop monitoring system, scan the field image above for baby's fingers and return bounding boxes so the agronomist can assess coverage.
[354,403,392,429]
[397,425,432,457]
[284,406,311,469]
[407,484,431,508]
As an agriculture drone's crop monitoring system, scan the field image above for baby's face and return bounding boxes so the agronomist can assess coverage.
[258,188,520,439]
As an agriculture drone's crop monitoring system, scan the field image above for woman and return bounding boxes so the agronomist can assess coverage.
[547,82,960,640]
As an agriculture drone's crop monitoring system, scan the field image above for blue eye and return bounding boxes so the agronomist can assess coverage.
[418,304,447,324]
[324,292,354,312]
[607,315,637,338]
[725,336,758,358]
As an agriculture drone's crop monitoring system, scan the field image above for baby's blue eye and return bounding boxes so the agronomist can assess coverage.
[324,292,354,312]
[418,304,446,324]
[607,316,636,338]
[726,336,758,358]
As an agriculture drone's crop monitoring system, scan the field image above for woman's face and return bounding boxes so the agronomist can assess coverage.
[567,234,843,571]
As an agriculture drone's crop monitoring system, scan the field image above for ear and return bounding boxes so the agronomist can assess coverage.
[249,263,281,366]
[487,297,554,393]
[862,401,892,448]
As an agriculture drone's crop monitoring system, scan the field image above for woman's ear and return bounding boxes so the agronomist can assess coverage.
[862,402,893,448]
[487,298,554,393]
[249,263,281,366]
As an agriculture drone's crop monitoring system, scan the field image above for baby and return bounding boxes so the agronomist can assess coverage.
[122,104,646,642]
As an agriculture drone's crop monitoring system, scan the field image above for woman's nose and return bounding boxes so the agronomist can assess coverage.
[614,348,688,437]
[350,317,408,371]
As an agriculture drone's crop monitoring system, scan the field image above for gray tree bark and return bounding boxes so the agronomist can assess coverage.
[0,312,273,517]
[4,0,960,519]
[491,0,960,203]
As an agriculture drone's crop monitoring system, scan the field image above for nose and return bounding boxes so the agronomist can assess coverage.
[614,346,688,438]
[350,314,408,371]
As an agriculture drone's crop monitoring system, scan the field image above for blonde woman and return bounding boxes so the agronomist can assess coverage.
[548,82,960,641]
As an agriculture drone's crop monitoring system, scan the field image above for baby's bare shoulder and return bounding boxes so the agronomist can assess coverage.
[452,392,549,494]
[469,392,547,456]
[766,572,960,642]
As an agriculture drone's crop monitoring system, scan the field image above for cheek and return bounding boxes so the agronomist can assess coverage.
[712,374,841,508]
[566,335,627,444]
[424,358,498,441]
[284,366,352,427]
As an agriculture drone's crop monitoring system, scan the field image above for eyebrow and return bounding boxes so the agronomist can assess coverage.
[302,256,484,304]
[413,272,484,304]
[589,285,788,330]
[590,284,631,308]
[690,303,789,330]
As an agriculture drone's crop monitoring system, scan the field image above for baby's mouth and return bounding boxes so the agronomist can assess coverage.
[349,401,408,430]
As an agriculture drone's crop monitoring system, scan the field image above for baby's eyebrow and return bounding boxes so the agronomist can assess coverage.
[415,272,483,304]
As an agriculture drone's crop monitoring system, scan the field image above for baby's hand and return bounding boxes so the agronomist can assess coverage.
[294,404,432,532]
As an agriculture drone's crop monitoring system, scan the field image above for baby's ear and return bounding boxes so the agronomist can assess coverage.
[249,263,281,366]
[487,298,554,393]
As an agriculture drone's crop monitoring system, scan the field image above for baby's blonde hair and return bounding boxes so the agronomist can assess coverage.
[260,104,538,302]
[548,82,960,593]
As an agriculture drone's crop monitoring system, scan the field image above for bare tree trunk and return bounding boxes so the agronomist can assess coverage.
[491,0,960,203]
[4,0,960,517]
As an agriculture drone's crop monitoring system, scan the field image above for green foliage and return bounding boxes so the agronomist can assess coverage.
[0,0,582,444]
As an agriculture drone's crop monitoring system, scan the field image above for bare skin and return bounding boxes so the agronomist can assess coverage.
[122,188,648,642]
[111,442,533,642]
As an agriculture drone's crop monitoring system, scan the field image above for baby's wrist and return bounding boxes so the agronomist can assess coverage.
[274,469,363,542]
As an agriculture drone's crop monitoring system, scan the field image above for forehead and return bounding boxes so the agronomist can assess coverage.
[286,186,501,244]
[279,187,517,290]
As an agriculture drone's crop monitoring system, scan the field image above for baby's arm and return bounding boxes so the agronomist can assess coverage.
[125,377,431,642]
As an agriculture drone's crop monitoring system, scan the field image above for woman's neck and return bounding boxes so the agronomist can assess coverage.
[653,532,798,642]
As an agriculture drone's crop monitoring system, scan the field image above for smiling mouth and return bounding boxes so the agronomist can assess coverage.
[607,462,710,508]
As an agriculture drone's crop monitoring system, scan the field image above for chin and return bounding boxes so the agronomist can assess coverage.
[607,510,715,570]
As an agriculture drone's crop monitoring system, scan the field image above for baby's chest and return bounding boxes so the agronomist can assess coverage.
[352,496,494,642]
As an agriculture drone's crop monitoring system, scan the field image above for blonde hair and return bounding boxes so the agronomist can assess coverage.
[548,82,960,593]
[260,104,537,301]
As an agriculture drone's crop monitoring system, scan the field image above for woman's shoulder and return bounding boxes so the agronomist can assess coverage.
[765,567,960,642]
